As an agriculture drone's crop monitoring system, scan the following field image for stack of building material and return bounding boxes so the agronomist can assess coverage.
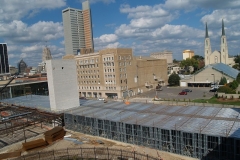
[44,126,66,144]
[22,139,48,151]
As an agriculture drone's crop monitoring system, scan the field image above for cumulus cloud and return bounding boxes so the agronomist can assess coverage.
[94,34,118,45]
[0,0,66,22]
[79,0,115,4]
[0,20,63,43]
[164,0,240,10]
[120,4,177,29]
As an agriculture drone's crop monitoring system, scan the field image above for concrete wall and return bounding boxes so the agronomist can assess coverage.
[46,59,79,111]
[218,93,240,99]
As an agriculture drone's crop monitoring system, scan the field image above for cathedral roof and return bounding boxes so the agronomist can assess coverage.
[211,63,239,79]
[222,19,225,36]
[205,23,209,38]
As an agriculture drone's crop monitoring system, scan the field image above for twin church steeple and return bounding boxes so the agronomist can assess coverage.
[204,19,228,65]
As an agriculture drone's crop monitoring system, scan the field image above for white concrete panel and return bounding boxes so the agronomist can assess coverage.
[46,59,79,111]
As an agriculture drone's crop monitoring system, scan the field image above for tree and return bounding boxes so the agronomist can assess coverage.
[218,86,235,94]
[168,72,180,86]
[228,80,239,90]
[234,55,240,70]
[180,58,198,73]
[236,73,240,84]
[219,77,227,85]
[192,55,204,61]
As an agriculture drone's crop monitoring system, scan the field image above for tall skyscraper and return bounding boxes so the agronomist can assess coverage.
[0,43,9,74]
[42,46,52,62]
[62,1,94,55]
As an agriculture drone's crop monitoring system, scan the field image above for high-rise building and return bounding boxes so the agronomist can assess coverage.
[62,1,94,55]
[42,46,52,62]
[0,43,9,74]
[17,59,27,74]
[150,51,173,64]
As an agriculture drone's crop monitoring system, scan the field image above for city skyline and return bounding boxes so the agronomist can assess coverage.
[0,0,240,66]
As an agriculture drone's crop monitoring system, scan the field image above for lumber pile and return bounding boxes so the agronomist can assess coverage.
[22,139,48,151]
[44,126,66,144]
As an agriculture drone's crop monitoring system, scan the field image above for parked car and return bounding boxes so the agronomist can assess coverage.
[179,91,187,95]
[98,97,105,101]
[209,88,218,92]
[182,89,192,92]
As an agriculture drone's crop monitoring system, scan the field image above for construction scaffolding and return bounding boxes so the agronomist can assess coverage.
[0,102,63,147]
[64,100,240,160]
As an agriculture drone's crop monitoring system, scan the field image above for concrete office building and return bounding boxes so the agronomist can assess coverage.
[150,51,173,64]
[72,48,168,99]
[183,50,194,60]
[62,1,94,55]
[46,59,79,111]
[0,43,9,74]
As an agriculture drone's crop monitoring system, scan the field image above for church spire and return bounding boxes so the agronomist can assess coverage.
[205,23,209,38]
[222,19,225,36]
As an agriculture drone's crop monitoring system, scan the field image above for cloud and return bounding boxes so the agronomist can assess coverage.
[79,0,115,4]
[120,4,177,28]
[164,0,240,10]
[0,20,63,44]
[94,34,118,45]
[0,0,66,22]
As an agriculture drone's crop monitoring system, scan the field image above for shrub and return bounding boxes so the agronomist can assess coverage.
[228,80,239,90]
[218,86,235,94]
[168,72,180,86]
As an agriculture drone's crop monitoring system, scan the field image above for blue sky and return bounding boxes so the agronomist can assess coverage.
[1,0,240,67]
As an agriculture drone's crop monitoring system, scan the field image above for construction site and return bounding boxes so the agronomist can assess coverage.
[64,99,240,160]
[0,94,240,159]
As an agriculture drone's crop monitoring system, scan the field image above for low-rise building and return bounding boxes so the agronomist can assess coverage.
[66,48,168,99]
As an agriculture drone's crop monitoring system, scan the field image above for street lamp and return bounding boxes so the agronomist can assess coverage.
[211,74,215,86]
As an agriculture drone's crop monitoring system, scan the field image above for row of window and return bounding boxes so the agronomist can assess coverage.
[78,58,99,65]
[105,75,115,78]
[104,68,115,72]
[119,61,131,66]
[78,70,99,74]
[119,55,132,60]
[79,86,117,91]
[104,62,114,66]
[105,80,116,84]
[78,64,98,68]
[79,81,100,84]
[79,75,100,79]
[80,86,101,90]
[103,57,114,61]
[120,68,126,72]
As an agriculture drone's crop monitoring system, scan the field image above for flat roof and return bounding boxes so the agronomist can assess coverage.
[2,96,240,138]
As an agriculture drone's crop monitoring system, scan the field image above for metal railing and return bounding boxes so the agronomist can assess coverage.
[12,147,160,160]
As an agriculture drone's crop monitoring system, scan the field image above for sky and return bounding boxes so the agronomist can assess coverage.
[1,0,240,67]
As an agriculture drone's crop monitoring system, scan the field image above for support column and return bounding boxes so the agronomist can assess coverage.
[193,133,196,158]
[131,124,135,144]
[180,131,184,155]
[169,130,172,152]
[159,128,162,150]
[9,86,12,98]
[123,123,126,142]
[218,136,221,159]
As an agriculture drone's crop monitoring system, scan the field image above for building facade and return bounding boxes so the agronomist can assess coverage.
[17,59,27,74]
[150,51,173,64]
[72,48,168,99]
[183,50,194,60]
[0,43,9,74]
[204,20,235,66]
[62,1,94,55]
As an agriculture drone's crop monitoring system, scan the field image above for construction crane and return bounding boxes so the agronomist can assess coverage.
[0,73,18,94]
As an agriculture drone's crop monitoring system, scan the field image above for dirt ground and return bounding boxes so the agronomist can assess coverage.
[0,129,198,160]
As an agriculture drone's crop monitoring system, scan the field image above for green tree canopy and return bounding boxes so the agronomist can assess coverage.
[227,80,239,90]
[219,77,227,85]
[218,86,236,94]
[180,58,198,72]
[234,55,240,70]
[168,72,180,86]
[236,73,240,83]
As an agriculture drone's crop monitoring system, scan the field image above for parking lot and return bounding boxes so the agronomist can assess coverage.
[134,86,214,100]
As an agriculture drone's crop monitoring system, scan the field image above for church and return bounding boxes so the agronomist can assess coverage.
[204,20,235,66]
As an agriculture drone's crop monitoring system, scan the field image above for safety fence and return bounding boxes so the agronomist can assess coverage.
[12,147,160,160]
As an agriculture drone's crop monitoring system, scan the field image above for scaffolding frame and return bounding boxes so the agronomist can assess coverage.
[64,100,240,160]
